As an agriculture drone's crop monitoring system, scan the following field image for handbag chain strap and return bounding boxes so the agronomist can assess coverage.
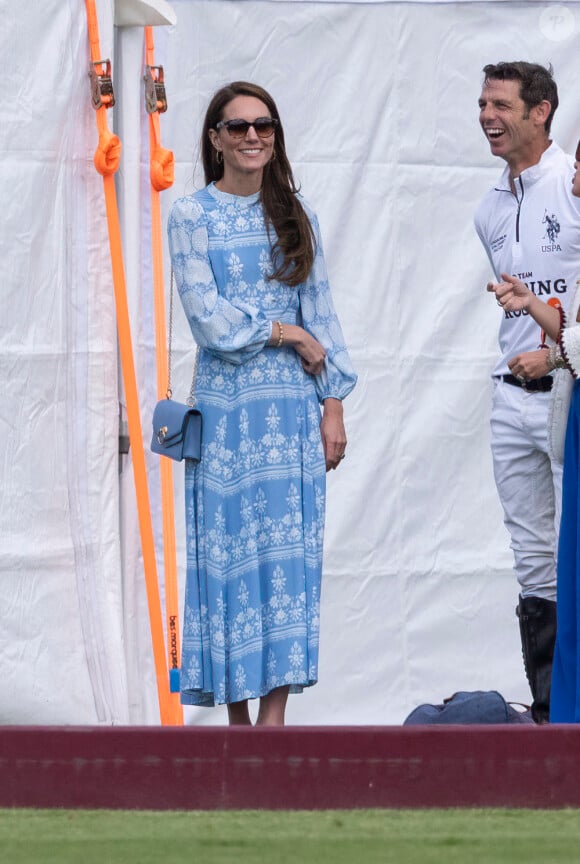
[167,267,199,407]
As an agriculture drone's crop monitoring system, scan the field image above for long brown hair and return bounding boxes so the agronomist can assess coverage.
[201,81,315,287]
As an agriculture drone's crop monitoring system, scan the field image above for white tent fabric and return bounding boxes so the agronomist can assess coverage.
[0,0,128,724]
[2,0,580,726]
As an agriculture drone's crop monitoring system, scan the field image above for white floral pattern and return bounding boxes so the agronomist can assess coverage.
[168,183,356,707]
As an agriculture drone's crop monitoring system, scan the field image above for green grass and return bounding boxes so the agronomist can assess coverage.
[2,808,580,863]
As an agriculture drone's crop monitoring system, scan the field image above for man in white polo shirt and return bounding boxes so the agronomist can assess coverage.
[475,61,580,722]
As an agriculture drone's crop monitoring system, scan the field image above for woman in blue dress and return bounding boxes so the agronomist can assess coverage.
[168,82,357,726]
[488,142,580,722]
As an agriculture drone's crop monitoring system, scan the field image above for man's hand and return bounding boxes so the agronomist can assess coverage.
[508,349,551,381]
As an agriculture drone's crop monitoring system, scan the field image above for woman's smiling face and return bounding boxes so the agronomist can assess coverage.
[209,95,275,191]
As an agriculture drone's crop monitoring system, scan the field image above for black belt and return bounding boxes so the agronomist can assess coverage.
[499,374,553,393]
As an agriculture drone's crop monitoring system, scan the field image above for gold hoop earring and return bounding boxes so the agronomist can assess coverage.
[216,150,223,165]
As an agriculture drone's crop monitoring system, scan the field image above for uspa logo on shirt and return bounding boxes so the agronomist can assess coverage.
[542,210,562,251]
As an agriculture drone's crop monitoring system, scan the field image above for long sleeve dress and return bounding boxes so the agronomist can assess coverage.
[167,182,357,706]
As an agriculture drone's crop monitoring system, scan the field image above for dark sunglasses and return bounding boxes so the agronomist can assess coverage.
[215,117,278,140]
[576,139,580,162]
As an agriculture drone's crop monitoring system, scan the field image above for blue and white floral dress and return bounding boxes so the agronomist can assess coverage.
[168,182,356,706]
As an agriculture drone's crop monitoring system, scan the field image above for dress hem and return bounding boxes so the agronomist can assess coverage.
[181,679,318,708]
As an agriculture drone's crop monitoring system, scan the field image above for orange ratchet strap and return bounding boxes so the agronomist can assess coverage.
[144,26,182,725]
[84,0,172,725]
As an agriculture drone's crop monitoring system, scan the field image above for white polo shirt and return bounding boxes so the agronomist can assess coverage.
[475,142,580,377]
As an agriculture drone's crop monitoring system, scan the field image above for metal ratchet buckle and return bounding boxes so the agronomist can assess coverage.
[144,65,167,114]
[89,59,115,110]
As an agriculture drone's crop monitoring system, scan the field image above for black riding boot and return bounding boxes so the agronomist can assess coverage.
[516,594,557,724]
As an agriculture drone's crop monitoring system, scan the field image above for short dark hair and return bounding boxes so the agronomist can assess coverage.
[483,61,558,134]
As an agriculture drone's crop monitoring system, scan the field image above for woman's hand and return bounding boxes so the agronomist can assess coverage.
[487,273,562,341]
[508,350,551,381]
[271,323,326,376]
[295,330,326,376]
[320,398,347,471]
[487,272,533,312]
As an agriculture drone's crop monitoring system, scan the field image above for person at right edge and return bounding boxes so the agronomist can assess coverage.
[488,141,580,722]
[475,61,580,722]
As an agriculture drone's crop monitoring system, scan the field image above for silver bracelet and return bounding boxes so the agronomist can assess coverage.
[548,344,566,370]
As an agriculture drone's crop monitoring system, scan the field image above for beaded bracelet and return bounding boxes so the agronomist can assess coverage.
[276,320,284,348]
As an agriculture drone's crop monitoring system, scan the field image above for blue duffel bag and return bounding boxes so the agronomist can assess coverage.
[403,690,533,725]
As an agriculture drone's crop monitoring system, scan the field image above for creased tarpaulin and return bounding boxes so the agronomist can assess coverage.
[0,0,128,724]
[2,0,580,725]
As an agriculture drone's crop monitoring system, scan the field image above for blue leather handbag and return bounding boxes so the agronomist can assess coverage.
[151,269,202,463]
[151,398,202,462]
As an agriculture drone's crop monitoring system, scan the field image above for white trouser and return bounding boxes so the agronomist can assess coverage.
[490,378,562,601]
